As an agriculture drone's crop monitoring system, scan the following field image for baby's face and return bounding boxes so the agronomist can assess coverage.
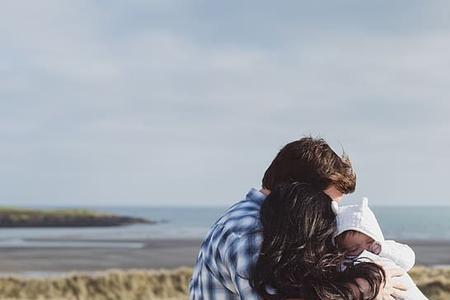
[337,231,375,256]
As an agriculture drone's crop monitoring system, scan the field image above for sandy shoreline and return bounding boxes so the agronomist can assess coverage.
[0,238,449,274]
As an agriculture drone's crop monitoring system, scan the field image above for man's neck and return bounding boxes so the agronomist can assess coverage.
[259,188,271,195]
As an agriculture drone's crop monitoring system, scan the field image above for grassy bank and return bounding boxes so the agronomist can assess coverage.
[0,268,192,300]
[0,267,448,300]
[0,207,153,227]
[410,267,450,300]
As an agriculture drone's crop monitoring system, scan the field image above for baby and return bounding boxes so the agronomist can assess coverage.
[333,198,429,300]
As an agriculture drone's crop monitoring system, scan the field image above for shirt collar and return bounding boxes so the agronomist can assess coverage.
[245,188,267,204]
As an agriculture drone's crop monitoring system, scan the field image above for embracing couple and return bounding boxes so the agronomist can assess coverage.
[189,137,428,300]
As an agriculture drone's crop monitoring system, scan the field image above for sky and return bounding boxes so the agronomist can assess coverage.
[1,0,449,206]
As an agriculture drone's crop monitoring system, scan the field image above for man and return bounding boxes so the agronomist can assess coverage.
[189,137,406,300]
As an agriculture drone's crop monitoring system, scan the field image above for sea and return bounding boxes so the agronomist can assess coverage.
[0,206,449,248]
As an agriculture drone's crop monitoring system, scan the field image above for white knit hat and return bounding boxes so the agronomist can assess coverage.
[333,197,384,243]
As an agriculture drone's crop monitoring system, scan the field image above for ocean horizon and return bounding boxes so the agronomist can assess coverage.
[1,205,449,248]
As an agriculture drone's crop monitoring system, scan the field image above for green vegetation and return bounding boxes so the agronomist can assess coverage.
[0,207,107,217]
[0,267,191,300]
[0,267,448,300]
[410,267,450,300]
[0,207,154,227]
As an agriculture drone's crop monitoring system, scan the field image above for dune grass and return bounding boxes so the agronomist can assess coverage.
[0,267,191,300]
[410,267,450,300]
[0,266,448,300]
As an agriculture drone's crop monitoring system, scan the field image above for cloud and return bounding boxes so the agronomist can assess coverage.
[0,1,449,206]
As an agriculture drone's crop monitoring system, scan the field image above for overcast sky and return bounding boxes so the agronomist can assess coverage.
[1,1,449,207]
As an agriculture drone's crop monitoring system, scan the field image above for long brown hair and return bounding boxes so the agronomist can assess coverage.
[250,182,384,300]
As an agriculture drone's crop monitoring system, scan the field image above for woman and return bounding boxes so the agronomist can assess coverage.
[250,182,385,300]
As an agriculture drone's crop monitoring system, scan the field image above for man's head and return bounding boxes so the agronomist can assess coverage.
[262,137,356,200]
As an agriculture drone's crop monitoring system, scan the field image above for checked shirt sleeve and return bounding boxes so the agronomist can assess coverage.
[223,231,262,300]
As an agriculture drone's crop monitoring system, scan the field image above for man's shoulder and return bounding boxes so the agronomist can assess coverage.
[199,188,265,254]
[193,189,265,286]
[216,188,265,235]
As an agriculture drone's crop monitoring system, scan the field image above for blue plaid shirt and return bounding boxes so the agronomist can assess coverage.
[189,188,266,300]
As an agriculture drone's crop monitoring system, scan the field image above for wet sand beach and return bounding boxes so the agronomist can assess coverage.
[0,239,201,274]
[0,238,448,274]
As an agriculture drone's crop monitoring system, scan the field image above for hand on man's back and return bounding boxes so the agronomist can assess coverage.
[353,263,407,300]
[376,263,408,300]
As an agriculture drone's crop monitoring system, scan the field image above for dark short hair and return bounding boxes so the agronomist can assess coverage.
[262,137,356,193]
